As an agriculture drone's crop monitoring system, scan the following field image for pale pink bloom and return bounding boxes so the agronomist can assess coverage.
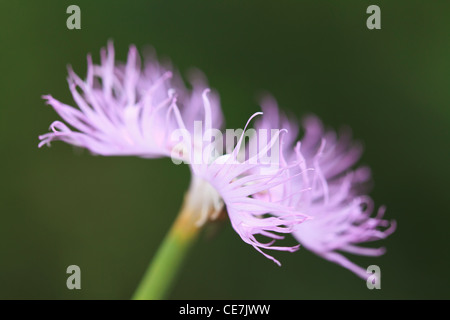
[171,93,311,266]
[39,44,309,265]
[255,97,396,279]
[39,43,395,274]
[39,42,222,158]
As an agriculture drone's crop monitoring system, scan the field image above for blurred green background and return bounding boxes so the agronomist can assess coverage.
[1,0,449,299]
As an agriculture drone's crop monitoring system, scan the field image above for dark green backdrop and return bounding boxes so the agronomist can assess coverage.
[1,1,449,299]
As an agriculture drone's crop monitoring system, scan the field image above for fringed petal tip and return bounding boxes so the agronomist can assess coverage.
[37,139,50,148]
[38,42,224,158]
[253,242,301,267]
[41,94,53,103]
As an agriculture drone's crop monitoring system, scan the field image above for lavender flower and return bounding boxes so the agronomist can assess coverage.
[254,97,396,279]
[169,90,311,265]
[39,42,395,276]
[39,42,222,158]
[39,43,309,265]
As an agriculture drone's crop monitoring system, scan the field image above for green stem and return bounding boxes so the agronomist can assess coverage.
[132,194,201,300]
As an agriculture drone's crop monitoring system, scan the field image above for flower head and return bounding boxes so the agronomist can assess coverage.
[170,92,310,265]
[39,43,309,266]
[254,97,396,278]
[39,42,222,158]
[39,43,395,275]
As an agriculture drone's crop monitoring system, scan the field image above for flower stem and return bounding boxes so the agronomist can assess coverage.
[132,193,201,300]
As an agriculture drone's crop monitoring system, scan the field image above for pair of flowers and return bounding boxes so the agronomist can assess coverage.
[39,42,395,279]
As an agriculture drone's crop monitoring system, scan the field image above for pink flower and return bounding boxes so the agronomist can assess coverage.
[39,43,309,265]
[170,92,311,265]
[39,42,222,158]
[39,43,395,274]
[255,97,396,279]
